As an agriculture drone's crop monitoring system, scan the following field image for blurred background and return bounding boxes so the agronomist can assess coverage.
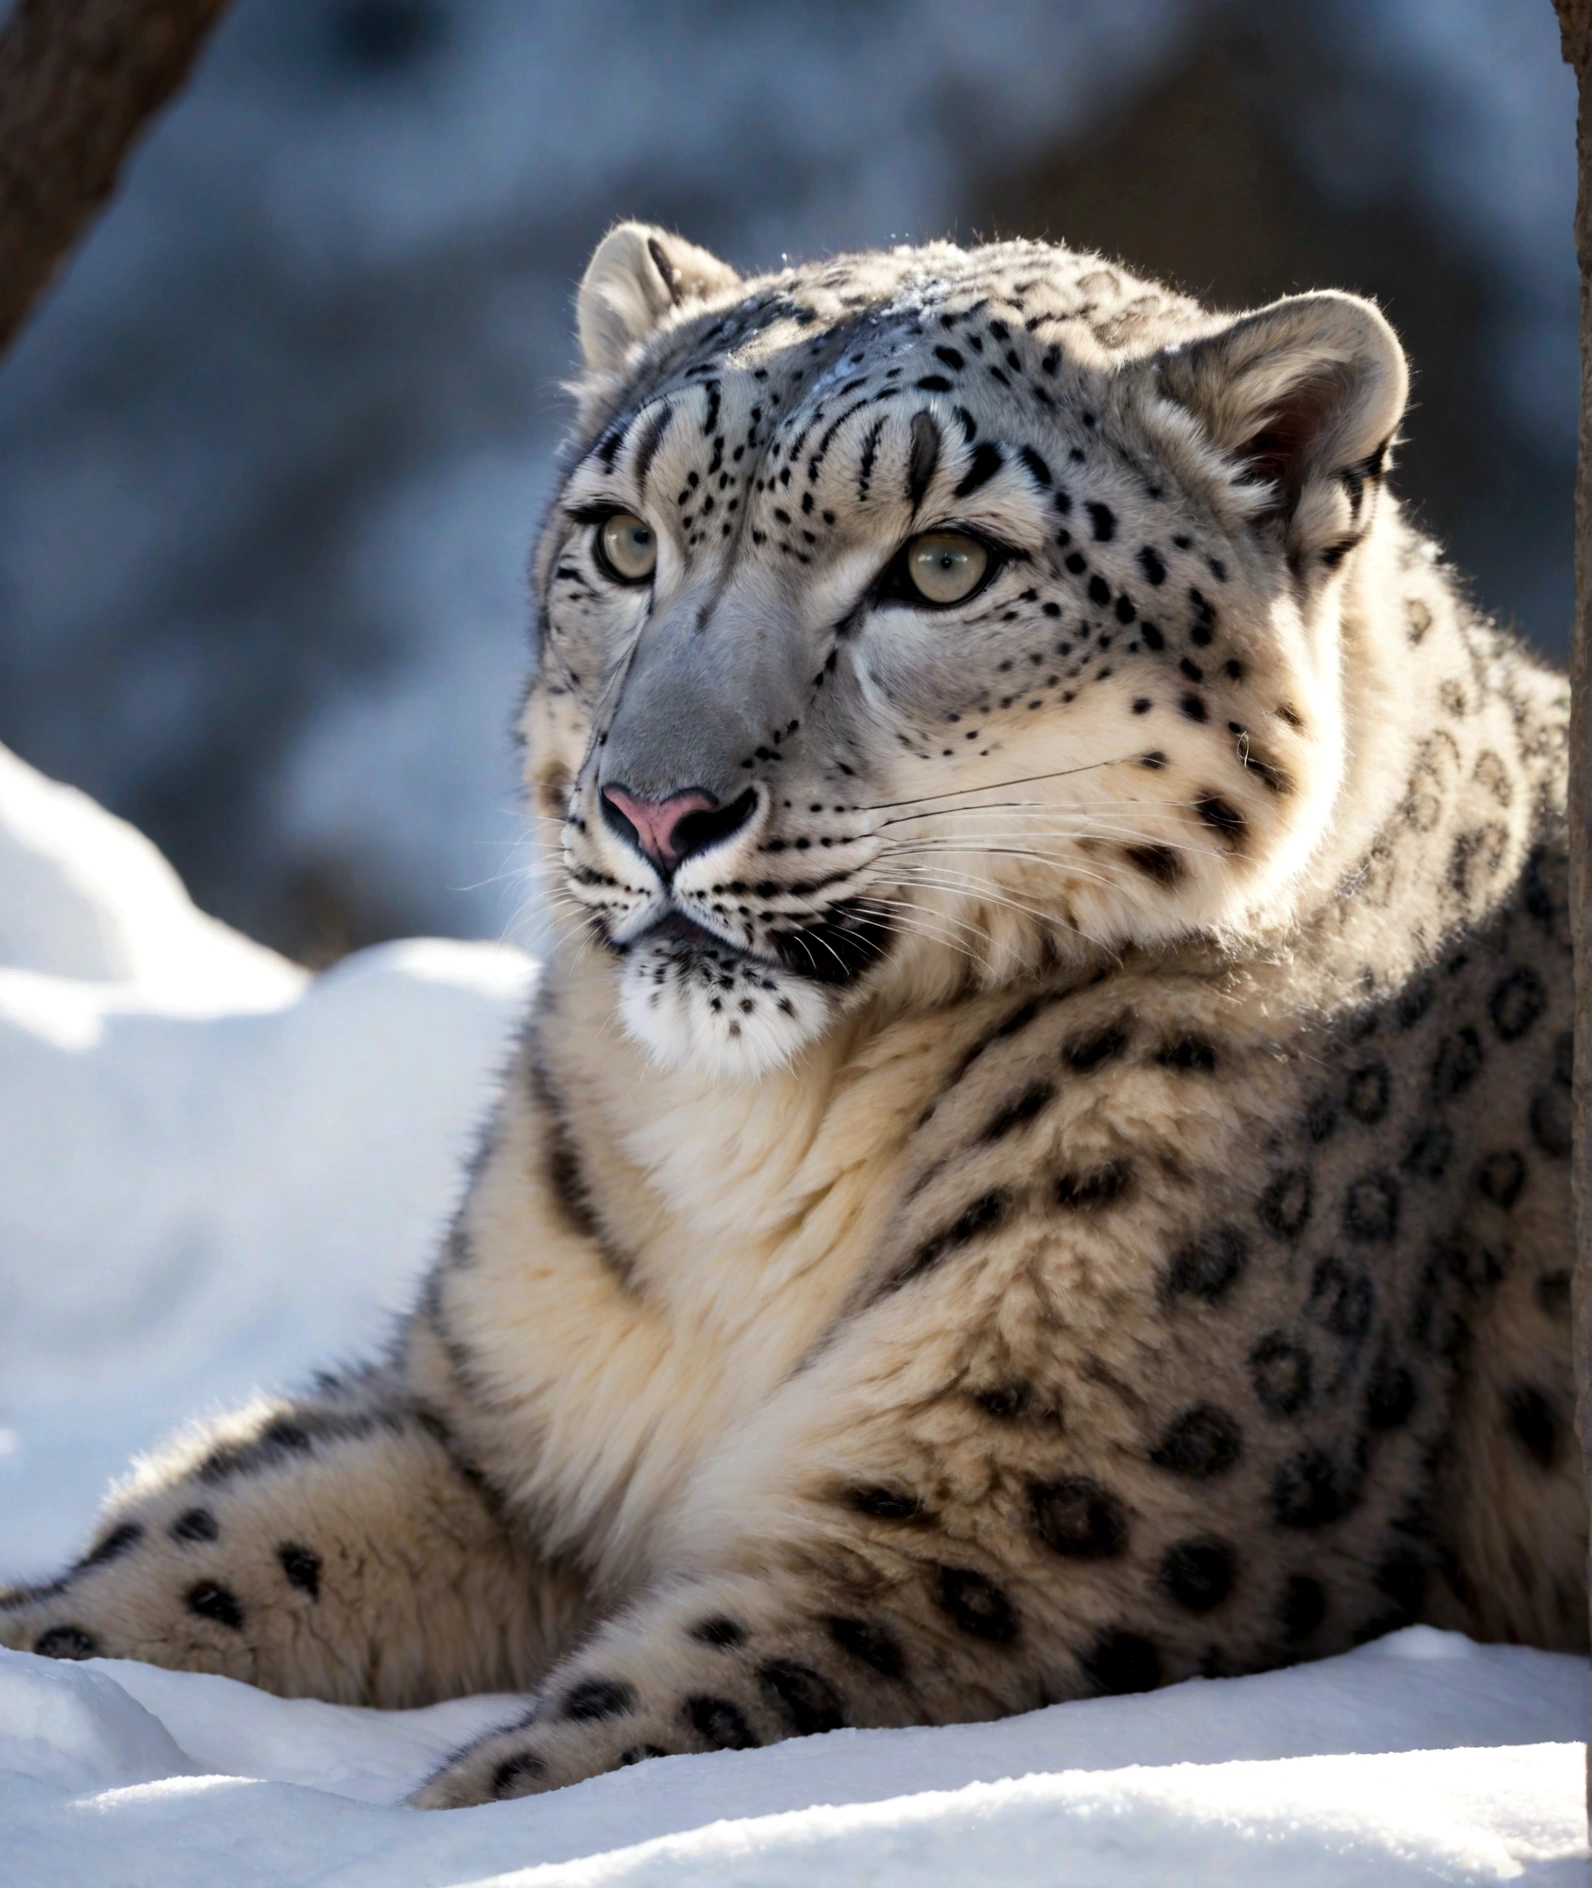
[0,0,1576,965]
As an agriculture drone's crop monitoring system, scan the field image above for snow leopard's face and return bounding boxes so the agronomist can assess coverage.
[523,235,1404,1078]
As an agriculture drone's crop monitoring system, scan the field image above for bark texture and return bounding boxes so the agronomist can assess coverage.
[0,0,230,351]
[1554,0,1592,1818]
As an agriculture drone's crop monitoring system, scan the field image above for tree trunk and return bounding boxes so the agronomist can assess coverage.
[1553,0,1592,1824]
[0,0,231,352]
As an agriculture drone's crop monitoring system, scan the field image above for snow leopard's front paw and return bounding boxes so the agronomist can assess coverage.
[409,1572,894,1807]
[0,1505,251,1676]
[409,1692,680,1807]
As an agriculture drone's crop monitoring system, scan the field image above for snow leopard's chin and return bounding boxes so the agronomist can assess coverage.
[615,937,838,1079]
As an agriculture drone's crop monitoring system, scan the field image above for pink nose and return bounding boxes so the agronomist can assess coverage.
[599,785,718,871]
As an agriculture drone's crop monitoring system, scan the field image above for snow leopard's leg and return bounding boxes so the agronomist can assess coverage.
[0,1367,585,1706]
[411,1144,1472,1806]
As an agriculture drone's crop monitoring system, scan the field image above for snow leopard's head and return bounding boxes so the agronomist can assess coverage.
[522,224,1408,1079]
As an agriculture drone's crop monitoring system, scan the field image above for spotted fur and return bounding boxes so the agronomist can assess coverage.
[4,226,1582,1807]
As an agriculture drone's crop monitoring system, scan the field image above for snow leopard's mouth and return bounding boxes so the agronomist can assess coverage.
[624,901,893,989]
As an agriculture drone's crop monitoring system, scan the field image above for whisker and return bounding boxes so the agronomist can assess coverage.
[883,864,1114,936]
[846,893,987,963]
[886,870,1119,958]
[858,757,1139,814]
[875,795,1202,828]
[884,834,1226,866]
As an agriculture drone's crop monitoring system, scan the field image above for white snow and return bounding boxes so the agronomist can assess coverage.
[0,743,536,1571]
[1,738,1587,1883]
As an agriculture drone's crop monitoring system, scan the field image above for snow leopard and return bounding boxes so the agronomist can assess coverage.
[4,224,1584,1808]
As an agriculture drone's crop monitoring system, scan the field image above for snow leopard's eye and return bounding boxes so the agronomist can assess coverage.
[596,511,656,584]
[904,531,989,605]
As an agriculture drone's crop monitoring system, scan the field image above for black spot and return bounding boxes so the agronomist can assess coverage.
[1401,1124,1453,1178]
[1530,1088,1572,1159]
[1374,1551,1427,1621]
[1140,621,1165,651]
[1430,1028,1483,1099]
[913,374,953,393]
[1029,1476,1128,1558]
[34,1624,99,1660]
[1395,976,1436,1029]
[1344,1062,1390,1124]
[1249,1335,1312,1418]
[1305,1095,1338,1143]
[759,1661,845,1736]
[1088,574,1112,607]
[79,1522,143,1569]
[1554,1030,1573,1086]
[897,1191,1010,1285]
[1081,1630,1160,1695]
[907,410,941,509]
[976,1382,1034,1419]
[1065,1025,1129,1073]
[1488,967,1546,1041]
[1343,1172,1399,1242]
[186,1580,245,1630]
[1161,1539,1233,1612]
[1258,1169,1312,1240]
[982,1080,1055,1142]
[827,1615,905,1680]
[691,1615,747,1649]
[196,1411,350,1484]
[1536,1271,1571,1322]
[1165,1225,1247,1302]
[1137,546,1166,586]
[1086,501,1116,542]
[1365,1353,1417,1430]
[1307,1257,1373,1342]
[1195,795,1246,845]
[1271,1449,1352,1529]
[618,1744,667,1766]
[1123,843,1183,887]
[1476,1150,1526,1209]
[1150,1405,1243,1478]
[1408,1246,1470,1360]
[491,1751,546,1797]
[686,1695,759,1749]
[852,1486,922,1521]
[1180,693,1208,722]
[1018,444,1052,487]
[170,1508,219,1545]
[1278,1575,1327,1641]
[1054,1162,1133,1210]
[563,1676,636,1722]
[276,1543,321,1598]
[933,345,965,371]
[953,442,1004,499]
[938,1566,1017,1643]
[1155,1036,1217,1073]
[1506,1384,1560,1469]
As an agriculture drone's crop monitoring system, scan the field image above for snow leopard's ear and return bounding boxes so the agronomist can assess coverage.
[577,223,741,376]
[1151,292,1408,571]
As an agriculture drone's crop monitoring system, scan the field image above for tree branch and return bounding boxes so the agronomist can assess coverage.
[0,0,231,352]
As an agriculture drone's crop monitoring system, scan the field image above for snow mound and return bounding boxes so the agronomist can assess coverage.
[0,739,1587,1883]
[0,1632,1586,1886]
[0,1650,195,1794]
[0,743,537,1572]
[0,740,301,1002]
